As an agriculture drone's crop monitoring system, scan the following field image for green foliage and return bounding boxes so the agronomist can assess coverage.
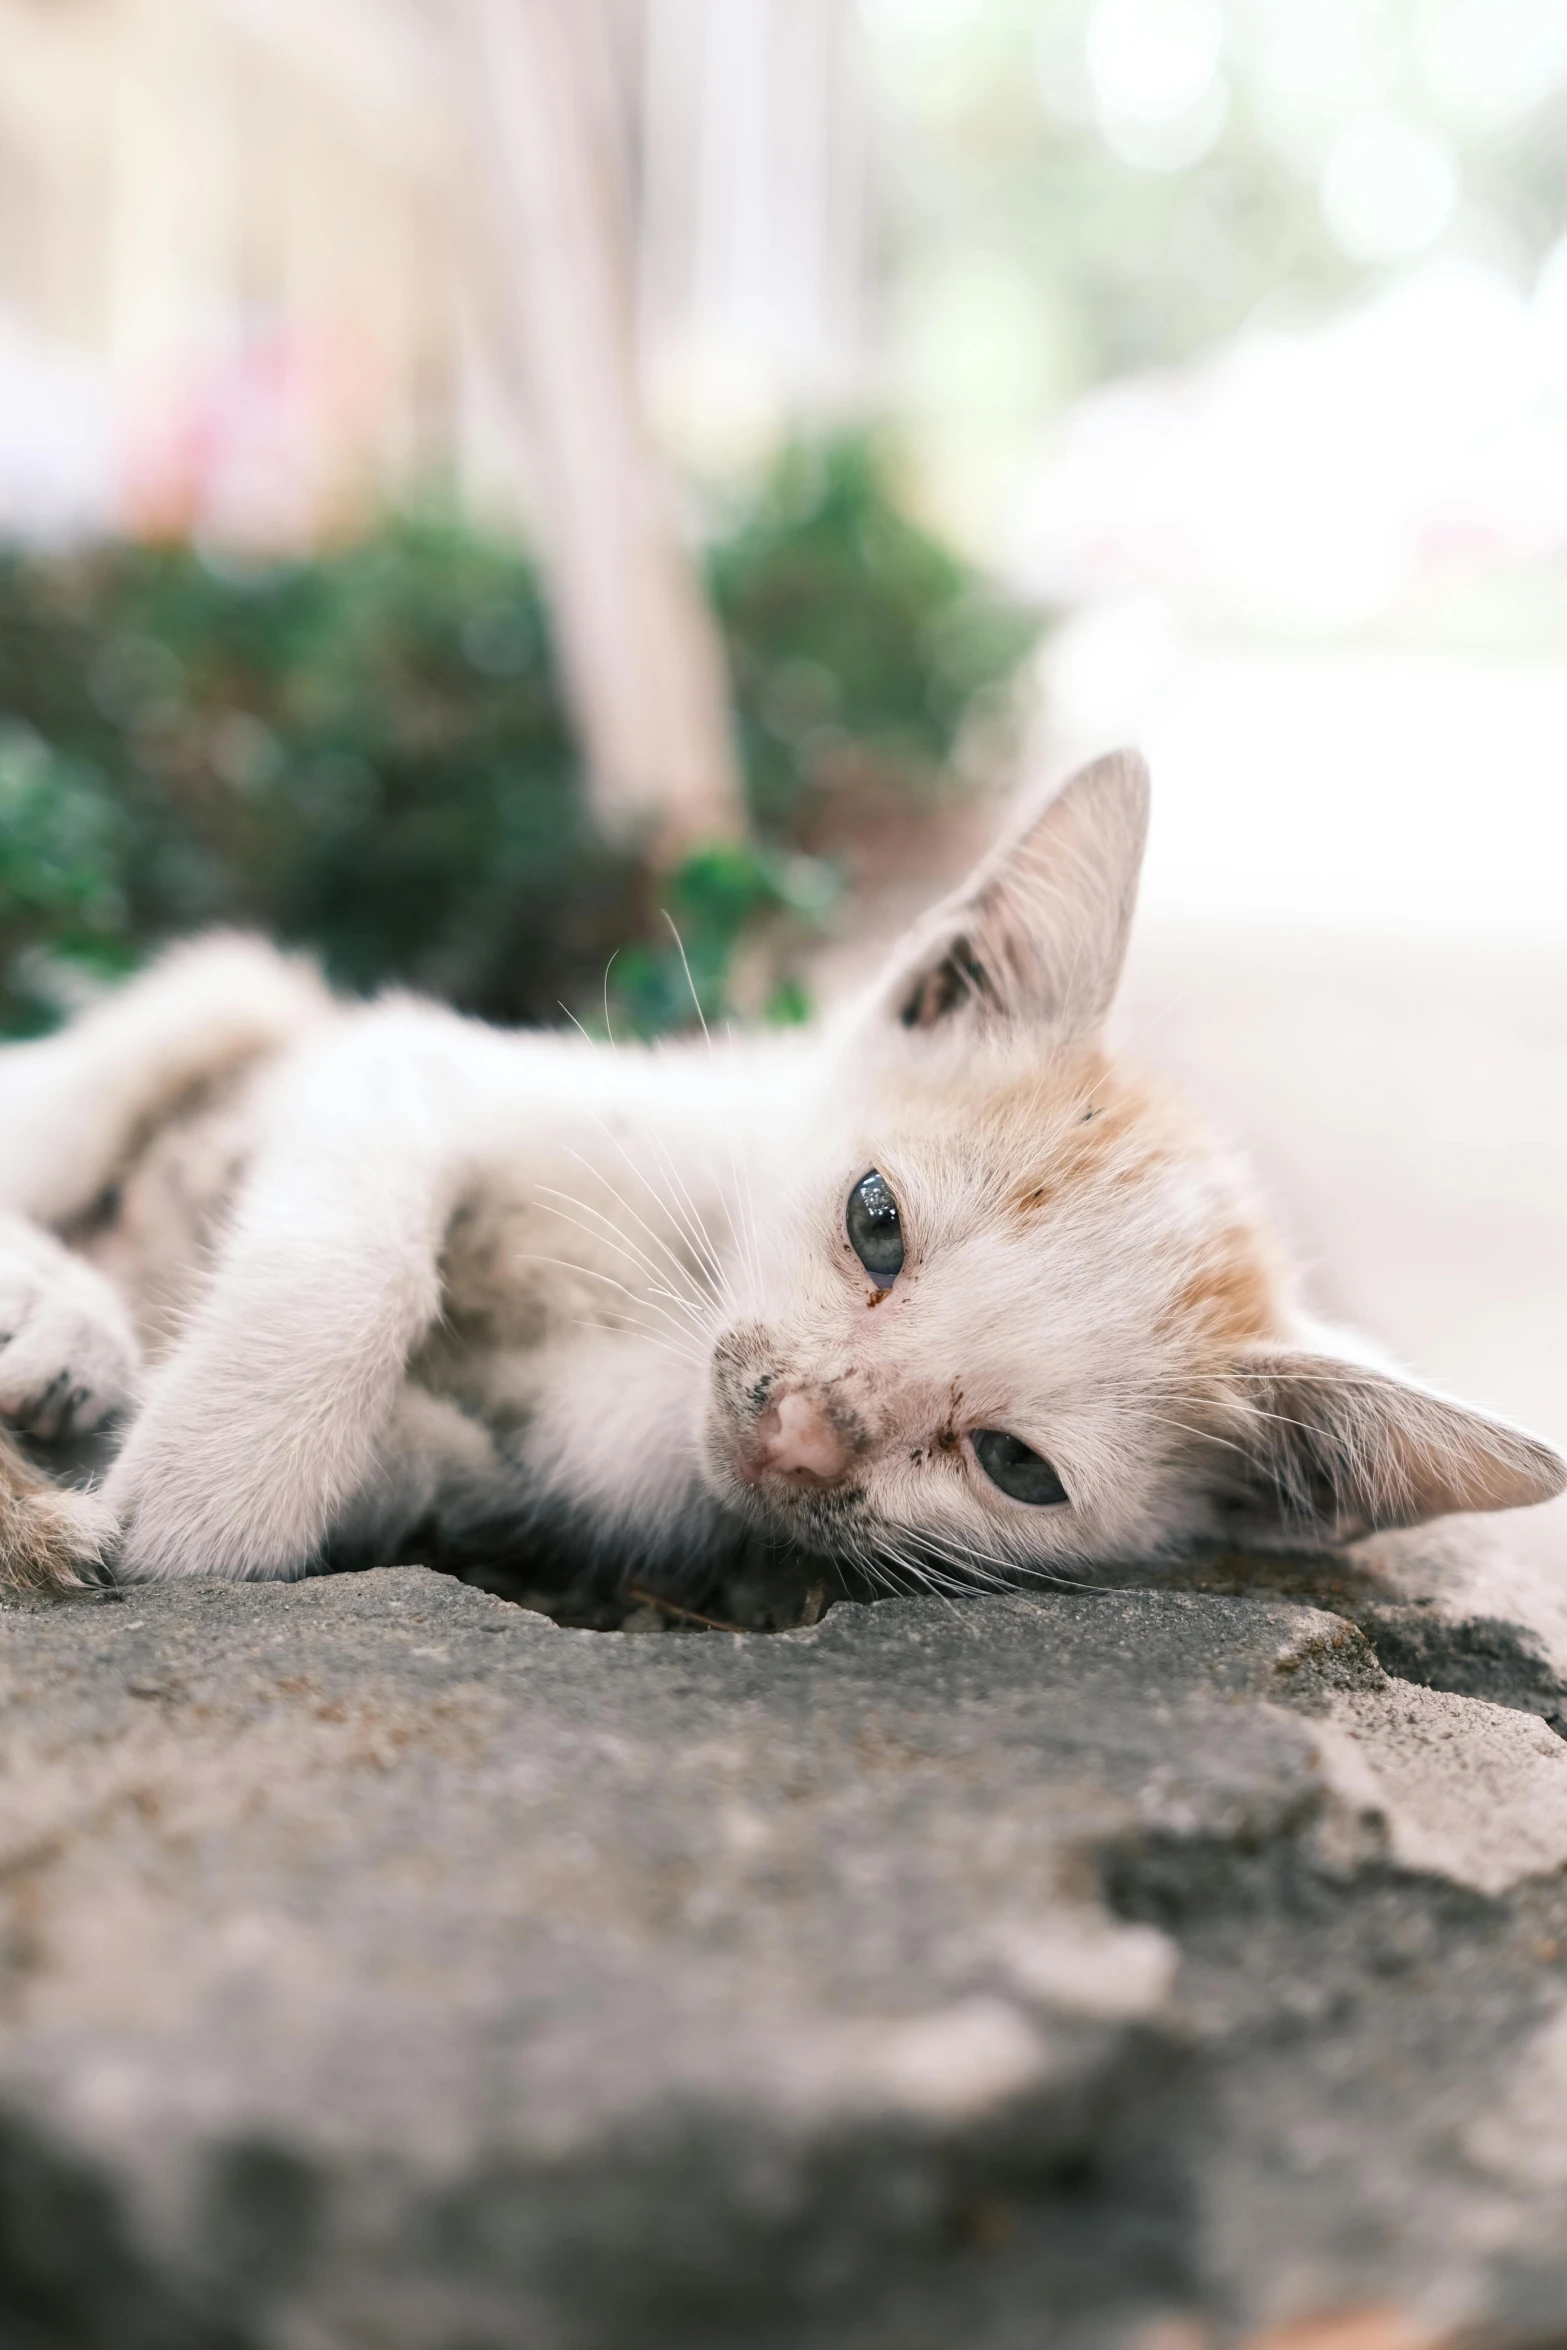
[0,728,135,1033]
[606,837,841,1036]
[0,438,1039,1040]
[0,519,606,1036]
[711,436,1040,836]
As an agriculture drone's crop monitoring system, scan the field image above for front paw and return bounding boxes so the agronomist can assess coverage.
[0,1226,141,1440]
[0,1430,118,1592]
[106,1355,319,1583]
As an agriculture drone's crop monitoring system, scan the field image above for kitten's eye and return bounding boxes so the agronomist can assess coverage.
[972,1430,1069,1506]
[846,1168,905,1282]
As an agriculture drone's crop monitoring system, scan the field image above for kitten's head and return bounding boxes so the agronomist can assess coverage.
[701,750,1565,1579]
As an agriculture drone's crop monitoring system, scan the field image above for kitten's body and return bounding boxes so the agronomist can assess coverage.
[0,752,1560,1594]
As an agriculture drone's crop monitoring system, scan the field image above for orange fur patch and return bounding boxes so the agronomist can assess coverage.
[1162,1231,1281,1349]
[986,1056,1285,1352]
[1003,1058,1188,1218]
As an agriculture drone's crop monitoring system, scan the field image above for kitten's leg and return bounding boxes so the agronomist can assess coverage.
[326,1387,504,1567]
[0,938,333,1592]
[0,934,332,1229]
[105,1005,472,1581]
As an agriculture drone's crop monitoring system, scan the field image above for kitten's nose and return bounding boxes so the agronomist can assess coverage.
[748,1390,851,1487]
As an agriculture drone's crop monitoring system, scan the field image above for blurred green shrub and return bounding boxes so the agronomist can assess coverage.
[0,435,1038,1040]
[712,436,1038,837]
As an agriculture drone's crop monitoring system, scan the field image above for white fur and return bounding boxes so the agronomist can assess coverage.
[0,1213,141,1436]
[0,752,1560,1592]
[0,933,332,1227]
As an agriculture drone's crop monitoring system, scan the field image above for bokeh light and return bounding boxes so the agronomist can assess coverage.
[1319,115,1459,264]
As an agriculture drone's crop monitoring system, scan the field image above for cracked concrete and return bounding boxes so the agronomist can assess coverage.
[5,1555,1567,2347]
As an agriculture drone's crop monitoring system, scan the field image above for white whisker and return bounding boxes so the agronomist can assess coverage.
[565,1318,706,1372]
[551,1156,715,1314]
[534,1188,713,1328]
[632,1126,732,1294]
[514,1247,712,1354]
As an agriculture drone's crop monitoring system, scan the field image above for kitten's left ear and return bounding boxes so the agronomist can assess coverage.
[877,748,1150,1042]
[1207,1349,1567,1549]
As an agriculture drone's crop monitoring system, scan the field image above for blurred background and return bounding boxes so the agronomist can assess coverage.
[0,0,1563,1559]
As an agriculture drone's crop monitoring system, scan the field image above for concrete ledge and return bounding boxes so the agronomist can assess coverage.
[4,1562,1567,2346]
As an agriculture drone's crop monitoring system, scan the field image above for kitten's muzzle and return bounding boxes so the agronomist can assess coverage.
[739,1389,853,1490]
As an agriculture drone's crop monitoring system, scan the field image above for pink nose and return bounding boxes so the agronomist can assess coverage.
[747,1390,851,1487]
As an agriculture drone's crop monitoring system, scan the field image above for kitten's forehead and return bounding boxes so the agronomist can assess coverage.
[842,1038,1101,1180]
[851,1043,1191,1218]
[837,1042,1283,1362]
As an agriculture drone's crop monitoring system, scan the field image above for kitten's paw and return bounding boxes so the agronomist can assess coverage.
[0,1428,118,1592]
[107,1414,310,1584]
[0,1224,141,1440]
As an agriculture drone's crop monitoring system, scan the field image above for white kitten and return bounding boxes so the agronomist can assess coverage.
[0,750,1559,1595]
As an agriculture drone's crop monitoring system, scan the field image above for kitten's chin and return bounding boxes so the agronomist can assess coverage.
[744,1490,875,1561]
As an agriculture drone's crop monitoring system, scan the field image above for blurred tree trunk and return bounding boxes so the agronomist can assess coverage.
[452,0,743,852]
[638,0,863,438]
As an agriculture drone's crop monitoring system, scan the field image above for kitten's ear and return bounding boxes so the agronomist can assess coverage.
[877,749,1150,1041]
[1206,1349,1567,1549]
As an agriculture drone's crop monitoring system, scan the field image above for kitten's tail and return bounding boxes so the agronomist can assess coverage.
[0,1428,116,1593]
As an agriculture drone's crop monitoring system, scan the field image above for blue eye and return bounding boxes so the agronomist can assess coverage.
[846,1169,904,1282]
[972,1430,1068,1506]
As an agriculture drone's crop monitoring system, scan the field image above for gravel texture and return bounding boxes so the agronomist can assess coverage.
[6,1539,1567,2348]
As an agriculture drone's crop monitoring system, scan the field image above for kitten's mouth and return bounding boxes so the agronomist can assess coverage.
[729,1473,872,1553]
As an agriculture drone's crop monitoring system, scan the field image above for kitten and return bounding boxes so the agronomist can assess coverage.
[0,749,1559,1598]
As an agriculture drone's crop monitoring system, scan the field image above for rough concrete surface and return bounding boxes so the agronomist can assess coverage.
[8,1549,1567,2348]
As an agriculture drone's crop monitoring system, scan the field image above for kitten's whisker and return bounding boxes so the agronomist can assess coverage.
[515,1245,712,1353]
[525,1240,710,1360]
[710,1018,765,1301]
[721,1149,761,1304]
[1145,1410,1250,1459]
[897,1562,967,1608]
[916,1521,1105,1597]
[869,1535,964,1614]
[535,1187,713,1329]
[1222,1401,1345,1439]
[564,1317,706,1372]
[636,1127,731,1295]
[913,1535,1015,1595]
[836,1529,879,1596]
[733,1122,766,1298]
[516,1240,700,1334]
[865,1540,924,1596]
[704,1077,762,1304]
[841,1527,900,1602]
[567,1119,728,1300]
[663,910,714,1056]
[551,1156,715,1315]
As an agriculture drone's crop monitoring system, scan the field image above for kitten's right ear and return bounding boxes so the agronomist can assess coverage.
[872,750,1150,1044]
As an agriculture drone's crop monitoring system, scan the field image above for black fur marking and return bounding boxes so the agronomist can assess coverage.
[898,934,995,1030]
